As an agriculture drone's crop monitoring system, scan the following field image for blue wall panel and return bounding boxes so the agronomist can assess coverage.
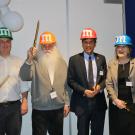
[125,0,135,57]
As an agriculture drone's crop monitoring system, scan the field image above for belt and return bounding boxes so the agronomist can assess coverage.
[0,100,19,106]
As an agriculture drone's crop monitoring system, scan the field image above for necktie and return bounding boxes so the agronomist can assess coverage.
[88,56,94,89]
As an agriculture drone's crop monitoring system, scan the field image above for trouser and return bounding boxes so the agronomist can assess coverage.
[77,109,106,135]
[0,101,22,135]
[32,107,64,135]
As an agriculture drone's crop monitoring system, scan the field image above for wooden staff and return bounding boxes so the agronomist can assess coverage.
[33,20,40,47]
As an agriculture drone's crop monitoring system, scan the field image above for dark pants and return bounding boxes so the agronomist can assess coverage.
[77,109,106,135]
[109,102,135,135]
[32,107,64,135]
[0,101,22,135]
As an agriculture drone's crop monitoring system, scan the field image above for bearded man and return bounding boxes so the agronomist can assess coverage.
[19,31,70,135]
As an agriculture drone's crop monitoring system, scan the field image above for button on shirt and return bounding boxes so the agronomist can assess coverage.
[84,52,97,86]
[0,55,29,103]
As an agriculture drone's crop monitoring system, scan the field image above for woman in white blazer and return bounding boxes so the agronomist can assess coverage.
[106,34,135,135]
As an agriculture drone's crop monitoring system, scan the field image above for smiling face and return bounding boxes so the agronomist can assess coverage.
[115,45,131,58]
[82,38,96,55]
[0,38,11,58]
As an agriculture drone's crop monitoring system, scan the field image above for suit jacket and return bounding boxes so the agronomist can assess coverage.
[106,58,135,103]
[67,52,107,116]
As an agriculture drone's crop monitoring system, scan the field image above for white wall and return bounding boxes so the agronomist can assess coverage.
[9,0,123,135]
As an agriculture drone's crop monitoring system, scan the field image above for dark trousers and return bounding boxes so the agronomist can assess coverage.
[77,108,106,135]
[76,98,106,135]
[32,107,64,135]
[109,102,135,135]
[0,101,22,135]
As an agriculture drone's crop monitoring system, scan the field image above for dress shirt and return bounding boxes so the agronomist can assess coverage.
[84,52,97,86]
[0,55,29,103]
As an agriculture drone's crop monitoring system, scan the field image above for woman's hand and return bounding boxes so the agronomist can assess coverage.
[113,98,127,109]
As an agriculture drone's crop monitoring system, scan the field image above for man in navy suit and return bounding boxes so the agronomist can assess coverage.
[67,27,107,135]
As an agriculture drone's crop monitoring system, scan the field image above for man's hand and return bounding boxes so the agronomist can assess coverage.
[92,84,101,95]
[21,98,28,115]
[84,89,95,98]
[84,85,101,98]
[27,47,37,63]
[63,105,70,117]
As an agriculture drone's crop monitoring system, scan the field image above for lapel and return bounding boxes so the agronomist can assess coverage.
[94,53,99,62]
[94,53,100,67]
[94,53,101,83]
[111,59,118,81]
[129,58,135,77]
[79,53,88,82]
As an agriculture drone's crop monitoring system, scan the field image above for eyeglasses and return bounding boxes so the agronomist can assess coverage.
[41,44,55,50]
[116,46,127,50]
[83,40,95,45]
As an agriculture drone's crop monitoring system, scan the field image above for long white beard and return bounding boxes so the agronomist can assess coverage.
[37,47,62,85]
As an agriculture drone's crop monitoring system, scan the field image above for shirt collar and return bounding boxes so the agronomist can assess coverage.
[83,52,94,60]
[0,55,11,61]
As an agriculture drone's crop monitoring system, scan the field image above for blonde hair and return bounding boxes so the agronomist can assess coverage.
[115,46,132,59]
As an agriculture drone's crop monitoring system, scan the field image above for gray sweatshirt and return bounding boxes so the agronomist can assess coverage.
[19,58,70,110]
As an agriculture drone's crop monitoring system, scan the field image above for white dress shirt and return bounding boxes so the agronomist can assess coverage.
[84,52,97,86]
[0,55,29,103]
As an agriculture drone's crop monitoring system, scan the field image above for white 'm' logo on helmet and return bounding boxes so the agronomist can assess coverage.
[116,36,126,43]
[83,30,93,37]
[42,34,52,42]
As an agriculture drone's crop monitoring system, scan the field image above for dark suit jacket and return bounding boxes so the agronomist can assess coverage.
[67,52,107,116]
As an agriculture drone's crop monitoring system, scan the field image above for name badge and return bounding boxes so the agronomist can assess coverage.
[50,91,57,99]
[126,81,133,87]
[99,71,104,76]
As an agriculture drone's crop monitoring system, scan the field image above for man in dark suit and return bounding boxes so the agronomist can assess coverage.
[67,27,107,135]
